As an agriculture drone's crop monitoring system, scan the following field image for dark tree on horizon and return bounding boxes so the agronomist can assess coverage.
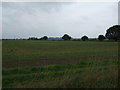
[62,34,72,40]
[105,25,120,41]
[81,35,88,41]
[98,35,105,41]
[28,37,38,40]
[40,36,48,40]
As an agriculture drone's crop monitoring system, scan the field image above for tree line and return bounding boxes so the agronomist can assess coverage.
[28,25,120,41]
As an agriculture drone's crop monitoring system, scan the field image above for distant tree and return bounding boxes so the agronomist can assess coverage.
[28,37,38,40]
[105,25,120,41]
[81,36,88,41]
[40,36,48,40]
[62,34,72,40]
[98,35,105,41]
[43,36,48,40]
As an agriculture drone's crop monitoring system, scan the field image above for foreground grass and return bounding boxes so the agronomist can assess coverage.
[3,60,118,88]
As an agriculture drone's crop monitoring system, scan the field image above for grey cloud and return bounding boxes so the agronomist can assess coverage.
[2,2,118,39]
[118,1,120,24]
[0,2,2,39]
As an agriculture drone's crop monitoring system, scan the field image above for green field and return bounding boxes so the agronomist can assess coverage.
[2,40,118,88]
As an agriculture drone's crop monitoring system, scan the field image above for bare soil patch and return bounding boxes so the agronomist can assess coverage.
[3,55,118,68]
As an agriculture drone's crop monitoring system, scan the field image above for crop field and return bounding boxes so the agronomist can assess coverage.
[2,40,119,88]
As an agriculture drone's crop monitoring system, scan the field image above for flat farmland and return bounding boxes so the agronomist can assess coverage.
[2,40,119,88]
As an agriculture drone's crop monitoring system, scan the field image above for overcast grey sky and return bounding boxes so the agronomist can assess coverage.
[2,2,118,39]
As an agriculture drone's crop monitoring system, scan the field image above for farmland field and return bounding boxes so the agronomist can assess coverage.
[2,40,119,88]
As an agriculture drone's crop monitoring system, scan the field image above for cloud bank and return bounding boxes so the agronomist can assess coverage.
[2,2,118,39]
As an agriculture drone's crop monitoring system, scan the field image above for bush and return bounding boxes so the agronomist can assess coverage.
[81,36,88,41]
